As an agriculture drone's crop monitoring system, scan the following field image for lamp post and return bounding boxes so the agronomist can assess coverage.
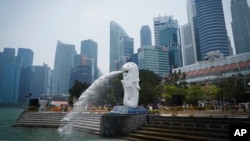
[205,77,209,106]
[220,83,224,111]
[218,73,225,111]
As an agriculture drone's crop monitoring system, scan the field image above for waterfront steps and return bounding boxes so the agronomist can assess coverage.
[123,115,250,141]
[13,112,101,134]
[64,113,101,134]
[14,112,250,140]
[13,112,67,128]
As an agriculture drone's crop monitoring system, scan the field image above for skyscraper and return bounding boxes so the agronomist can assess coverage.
[0,48,22,103]
[117,36,134,69]
[153,15,173,47]
[17,48,33,69]
[110,21,128,72]
[138,45,169,76]
[231,0,250,54]
[181,23,195,66]
[17,48,34,103]
[140,25,152,47]
[70,57,94,88]
[29,63,52,99]
[159,17,182,73]
[181,0,197,66]
[52,40,75,95]
[194,0,230,60]
[81,39,98,79]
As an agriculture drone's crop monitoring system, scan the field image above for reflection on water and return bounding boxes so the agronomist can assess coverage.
[0,107,126,141]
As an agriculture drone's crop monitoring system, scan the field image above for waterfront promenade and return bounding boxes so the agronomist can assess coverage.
[13,106,250,141]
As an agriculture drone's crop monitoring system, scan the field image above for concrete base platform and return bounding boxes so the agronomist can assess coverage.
[100,114,147,137]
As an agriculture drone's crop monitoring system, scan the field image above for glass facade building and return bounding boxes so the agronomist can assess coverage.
[194,0,230,60]
[28,64,52,99]
[181,23,195,66]
[0,48,22,103]
[140,25,152,47]
[117,36,134,69]
[69,59,94,88]
[138,45,169,76]
[52,40,75,95]
[17,48,33,69]
[181,0,197,66]
[168,43,183,71]
[81,39,98,79]
[159,19,179,46]
[110,21,128,72]
[153,16,173,47]
[17,48,34,103]
[231,0,250,54]
[159,17,182,73]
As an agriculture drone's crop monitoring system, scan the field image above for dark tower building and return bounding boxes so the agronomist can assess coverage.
[231,0,250,54]
[81,39,98,79]
[52,40,75,95]
[140,25,152,47]
[194,0,230,60]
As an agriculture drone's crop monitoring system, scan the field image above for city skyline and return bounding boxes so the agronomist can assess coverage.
[0,0,239,74]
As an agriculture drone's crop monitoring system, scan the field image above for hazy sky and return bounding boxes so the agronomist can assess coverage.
[0,0,238,74]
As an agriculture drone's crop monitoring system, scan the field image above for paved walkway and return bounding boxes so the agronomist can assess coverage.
[160,110,250,118]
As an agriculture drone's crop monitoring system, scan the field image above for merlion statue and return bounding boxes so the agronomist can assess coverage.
[110,62,147,114]
[121,62,140,108]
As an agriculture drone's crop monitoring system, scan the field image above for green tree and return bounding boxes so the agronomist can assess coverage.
[162,70,188,105]
[222,72,245,103]
[162,84,178,105]
[186,84,202,105]
[164,70,188,87]
[215,72,245,104]
[68,81,90,106]
[201,84,220,106]
[138,70,161,105]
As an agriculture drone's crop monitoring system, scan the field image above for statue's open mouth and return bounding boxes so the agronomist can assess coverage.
[124,70,128,73]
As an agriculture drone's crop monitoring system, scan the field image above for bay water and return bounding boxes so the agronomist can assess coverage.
[0,107,124,141]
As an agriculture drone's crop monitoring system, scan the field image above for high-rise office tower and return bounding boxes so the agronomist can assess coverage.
[0,48,22,103]
[117,36,134,69]
[138,45,169,76]
[181,0,197,66]
[81,39,98,79]
[70,55,94,88]
[110,21,128,72]
[194,0,230,60]
[159,17,182,73]
[231,0,250,54]
[140,25,152,47]
[52,40,75,95]
[17,48,33,69]
[181,23,195,66]
[28,63,52,99]
[17,48,34,103]
[153,15,173,47]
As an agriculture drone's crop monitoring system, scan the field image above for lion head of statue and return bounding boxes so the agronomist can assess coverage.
[121,62,139,88]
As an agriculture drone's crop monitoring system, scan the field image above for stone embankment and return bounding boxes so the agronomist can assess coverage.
[13,111,101,134]
[122,115,250,141]
[13,112,67,128]
[13,111,250,141]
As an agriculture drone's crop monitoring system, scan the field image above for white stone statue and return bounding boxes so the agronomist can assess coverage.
[121,62,140,108]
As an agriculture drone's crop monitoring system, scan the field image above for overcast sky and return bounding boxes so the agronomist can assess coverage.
[0,0,241,74]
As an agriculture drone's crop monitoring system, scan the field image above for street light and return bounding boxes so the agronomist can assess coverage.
[217,73,225,111]
[220,83,224,111]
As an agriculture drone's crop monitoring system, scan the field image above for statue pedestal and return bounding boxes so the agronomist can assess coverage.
[100,114,147,137]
